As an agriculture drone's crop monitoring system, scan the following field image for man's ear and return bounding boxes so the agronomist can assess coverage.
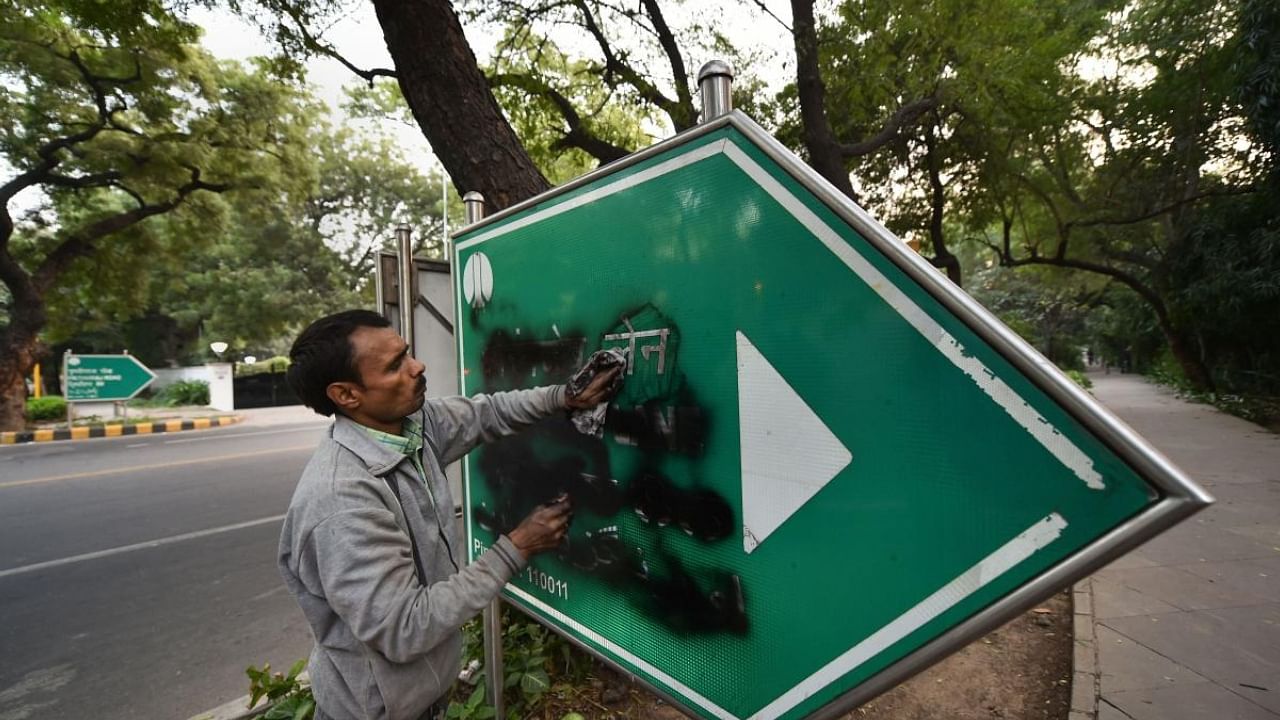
[326,381,362,413]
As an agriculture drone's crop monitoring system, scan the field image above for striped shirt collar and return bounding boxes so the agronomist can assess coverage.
[361,414,424,459]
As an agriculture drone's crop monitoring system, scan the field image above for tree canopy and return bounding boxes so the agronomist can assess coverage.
[0,1,443,428]
[5,0,1278,429]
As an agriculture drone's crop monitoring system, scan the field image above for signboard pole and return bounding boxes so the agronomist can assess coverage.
[396,224,416,352]
[120,350,129,421]
[465,191,506,719]
[698,59,733,120]
[63,349,71,425]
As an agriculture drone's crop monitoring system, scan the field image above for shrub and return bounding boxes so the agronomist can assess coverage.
[27,395,67,421]
[246,660,314,719]
[1065,369,1093,390]
[157,380,209,406]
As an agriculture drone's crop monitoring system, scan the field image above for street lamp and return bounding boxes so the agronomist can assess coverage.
[210,341,228,358]
[243,355,257,365]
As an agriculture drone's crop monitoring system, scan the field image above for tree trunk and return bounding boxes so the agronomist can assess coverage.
[924,126,961,286]
[790,0,857,200]
[0,309,45,432]
[1161,321,1215,391]
[371,0,550,210]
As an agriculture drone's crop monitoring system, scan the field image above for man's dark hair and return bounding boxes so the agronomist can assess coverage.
[287,309,391,416]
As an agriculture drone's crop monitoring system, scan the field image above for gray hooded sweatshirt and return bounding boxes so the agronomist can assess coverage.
[278,386,566,720]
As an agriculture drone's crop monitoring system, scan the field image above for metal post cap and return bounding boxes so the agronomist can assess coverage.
[463,191,485,203]
[697,60,734,83]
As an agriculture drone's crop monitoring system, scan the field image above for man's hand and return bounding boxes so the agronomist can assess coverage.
[565,366,622,410]
[507,495,573,559]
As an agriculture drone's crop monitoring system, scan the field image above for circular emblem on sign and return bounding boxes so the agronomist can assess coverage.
[462,252,494,309]
[68,357,81,366]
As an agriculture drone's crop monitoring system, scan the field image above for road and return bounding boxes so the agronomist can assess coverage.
[0,417,329,720]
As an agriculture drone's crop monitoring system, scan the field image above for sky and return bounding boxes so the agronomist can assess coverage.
[187,4,439,172]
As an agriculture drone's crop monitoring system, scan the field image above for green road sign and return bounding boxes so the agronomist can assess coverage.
[451,112,1209,720]
[64,354,156,402]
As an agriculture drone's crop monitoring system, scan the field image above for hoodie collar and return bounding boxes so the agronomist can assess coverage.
[331,412,413,477]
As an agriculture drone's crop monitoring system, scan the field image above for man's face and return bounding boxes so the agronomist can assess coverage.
[343,325,427,427]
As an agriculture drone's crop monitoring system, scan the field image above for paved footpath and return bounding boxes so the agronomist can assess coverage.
[1084,374,1280,719]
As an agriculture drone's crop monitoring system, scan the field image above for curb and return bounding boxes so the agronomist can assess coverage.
[1069,578,1099,720]
[0,415,242,445]
[186,693,266,720]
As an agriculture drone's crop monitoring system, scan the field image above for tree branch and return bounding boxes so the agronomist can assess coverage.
[488,72,631,164]
[1067,186,1256,230]
[840,96,940,157]
[742,0,792,32]
[31,169,233,293]
[923,120,961,285]
[280,4,397,85]
[639,0,693,125]
[573,0,689,129]
[998,251,1168,321]
[0,43,142,227]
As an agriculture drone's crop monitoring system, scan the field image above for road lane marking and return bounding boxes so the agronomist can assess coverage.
[0,515,286,580]
[163,426,324,445]
[0,444,315,489]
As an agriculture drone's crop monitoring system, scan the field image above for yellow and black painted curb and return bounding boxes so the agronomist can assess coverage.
[0,415,242,445]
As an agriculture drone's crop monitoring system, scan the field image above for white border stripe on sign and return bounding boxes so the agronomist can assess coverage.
[456,136,1088,719]
[747,513,1068,719]
[717,143,1104,490]
[455,140,730,251]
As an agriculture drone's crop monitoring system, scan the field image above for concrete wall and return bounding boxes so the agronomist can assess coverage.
[152,366,211,389]
[206,363,234,411]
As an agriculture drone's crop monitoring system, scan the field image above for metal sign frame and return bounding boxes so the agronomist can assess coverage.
[451,110,1211,719]
[62,353,157,402]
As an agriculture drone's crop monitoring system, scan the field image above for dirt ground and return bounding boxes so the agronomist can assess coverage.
[537,589,1073,720]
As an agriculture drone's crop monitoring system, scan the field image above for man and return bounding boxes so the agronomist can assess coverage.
[278,310,618,720]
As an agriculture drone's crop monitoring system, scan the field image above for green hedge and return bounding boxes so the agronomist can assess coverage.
[27,395,67,421]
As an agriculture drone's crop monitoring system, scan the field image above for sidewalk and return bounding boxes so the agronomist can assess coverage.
[1083,374,1280,720]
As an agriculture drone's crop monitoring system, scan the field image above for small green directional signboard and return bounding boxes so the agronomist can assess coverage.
[64,354,156,402]
[451,112,1209,720]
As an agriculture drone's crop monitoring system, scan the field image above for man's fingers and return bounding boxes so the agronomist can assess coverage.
[584,367,620,393]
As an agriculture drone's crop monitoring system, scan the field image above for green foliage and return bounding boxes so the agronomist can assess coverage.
[236,356,290,377]
[129,380,210,407]
[249,615,596,720]
[246,660,314,720]
[446,685,496,720]
[22,59,440,361]
[449,610,594,720]
[483,29,657,184]
[1065,370,1093,390]
[1238,0,1280,169]
[0,0,322,400]
[26,396,67,421]
[159,380,209,406]
[1149,349,1280,429]
[1168,192,1280,393]
[968,263,1099,371]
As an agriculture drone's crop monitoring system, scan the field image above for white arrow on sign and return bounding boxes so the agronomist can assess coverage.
[738,331,853,554]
